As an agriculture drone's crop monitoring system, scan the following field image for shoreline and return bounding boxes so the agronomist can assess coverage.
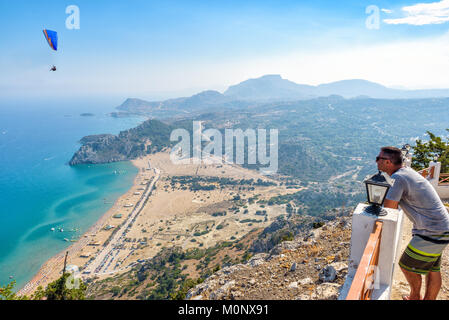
[17,151,302,298]
[17,159,147,297]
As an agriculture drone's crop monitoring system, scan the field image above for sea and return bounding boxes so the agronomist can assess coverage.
[0,98,147,290]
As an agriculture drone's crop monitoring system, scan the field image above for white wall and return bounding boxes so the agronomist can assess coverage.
[339,203,403,300]
[427,162,449,200]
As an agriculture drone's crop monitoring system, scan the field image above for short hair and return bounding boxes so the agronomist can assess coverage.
[381,146,403,165]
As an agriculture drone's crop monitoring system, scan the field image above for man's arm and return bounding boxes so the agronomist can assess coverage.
[383,199,399,209]
[384,176,402,210]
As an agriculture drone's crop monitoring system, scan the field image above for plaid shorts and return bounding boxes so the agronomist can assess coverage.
[399,234,449,275]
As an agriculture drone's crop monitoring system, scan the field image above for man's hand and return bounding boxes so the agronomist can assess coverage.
[383,199,399,209]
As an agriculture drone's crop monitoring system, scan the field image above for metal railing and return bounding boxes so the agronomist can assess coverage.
[346,220,383,300]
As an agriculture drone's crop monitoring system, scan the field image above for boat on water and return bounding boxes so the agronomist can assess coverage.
[50,227,55,231]
[64,238,69,242]
[59,228,64,232]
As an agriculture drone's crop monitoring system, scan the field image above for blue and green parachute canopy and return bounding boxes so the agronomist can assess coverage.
[43,29,58,51]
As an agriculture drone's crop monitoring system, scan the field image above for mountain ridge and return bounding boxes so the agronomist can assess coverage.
[117,75,449,115]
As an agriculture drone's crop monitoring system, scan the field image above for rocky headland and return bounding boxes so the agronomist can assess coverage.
[69,119,174,165]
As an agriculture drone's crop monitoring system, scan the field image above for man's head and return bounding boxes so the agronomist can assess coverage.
[377,146,403,175]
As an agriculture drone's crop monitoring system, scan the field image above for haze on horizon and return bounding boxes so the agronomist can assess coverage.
[2,0,449,101]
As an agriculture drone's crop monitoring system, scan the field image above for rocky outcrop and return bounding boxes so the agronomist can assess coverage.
[69,134,129,165]
[250,214,322,254]
[69,119,173,165]
[186,217,351,300]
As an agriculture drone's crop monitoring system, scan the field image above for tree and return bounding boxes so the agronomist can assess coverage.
[412,130,449,173]
[0,281,28,300]
[0,273,87,301]
[38,273,87,300]
[170,278,204,300]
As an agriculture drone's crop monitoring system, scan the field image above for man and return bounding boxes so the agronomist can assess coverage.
[377,146,449,300]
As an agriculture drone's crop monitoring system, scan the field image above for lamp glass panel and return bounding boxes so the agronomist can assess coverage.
[367,184,387,205]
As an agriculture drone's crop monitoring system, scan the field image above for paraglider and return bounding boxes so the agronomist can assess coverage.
[43,29,57,51]
[43,29,58,71]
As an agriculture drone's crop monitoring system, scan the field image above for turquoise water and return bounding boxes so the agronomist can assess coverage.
[0,99,146,289]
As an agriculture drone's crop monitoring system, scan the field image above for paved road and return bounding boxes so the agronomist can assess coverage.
[82,163,160,277]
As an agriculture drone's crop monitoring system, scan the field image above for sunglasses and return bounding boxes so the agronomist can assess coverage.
[376,156,390,162]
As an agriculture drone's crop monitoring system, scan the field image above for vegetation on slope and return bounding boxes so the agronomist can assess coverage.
[1,273,87,300]
[412,130,449,172]
[86,229,261,300]
[69,119,175,165]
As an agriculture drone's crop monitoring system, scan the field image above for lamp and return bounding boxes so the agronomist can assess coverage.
[363,171,394,216]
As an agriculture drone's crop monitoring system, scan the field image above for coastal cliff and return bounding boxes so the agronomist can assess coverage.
[69,119,174,165]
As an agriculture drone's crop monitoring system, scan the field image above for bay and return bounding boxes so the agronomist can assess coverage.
[0,98,146,289]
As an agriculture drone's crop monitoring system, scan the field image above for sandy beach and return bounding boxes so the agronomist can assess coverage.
[17,157,154,297]
[17,151,301,297]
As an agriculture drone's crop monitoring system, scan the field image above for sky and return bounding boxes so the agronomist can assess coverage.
[2,0,449,101]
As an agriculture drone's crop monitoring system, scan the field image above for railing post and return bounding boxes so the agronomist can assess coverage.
[428,161,440,187]
[346,221,383,300]
[338,203,403,300]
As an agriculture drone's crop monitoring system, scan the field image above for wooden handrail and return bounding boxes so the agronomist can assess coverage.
[439,173,449,185]
[346,220,383,300]
[418,166,435,179]
[416,165,449,185]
